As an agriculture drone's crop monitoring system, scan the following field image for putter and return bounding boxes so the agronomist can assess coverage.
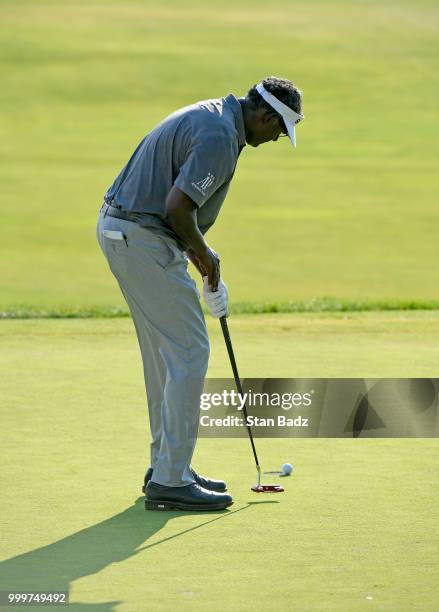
[219,316,284,494]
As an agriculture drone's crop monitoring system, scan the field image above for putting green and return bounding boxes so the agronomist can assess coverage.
[2,0,439,607]
[1,0,439,309]
[1,315,438,609]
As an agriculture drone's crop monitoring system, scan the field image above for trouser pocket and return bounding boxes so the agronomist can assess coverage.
[102,229,129,252]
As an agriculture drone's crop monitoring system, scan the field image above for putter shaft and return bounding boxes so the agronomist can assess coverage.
[220,316,261,475]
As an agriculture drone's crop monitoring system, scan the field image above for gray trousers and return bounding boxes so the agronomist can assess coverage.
[96,204,209,487]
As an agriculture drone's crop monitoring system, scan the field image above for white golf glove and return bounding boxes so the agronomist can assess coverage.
[203,277,229,318]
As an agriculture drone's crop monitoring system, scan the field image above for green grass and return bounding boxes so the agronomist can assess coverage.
[1,0,438,309]
[1,315,438,610]
[1,2,439,608]
[1,312,439,377]
[2,298,439,319]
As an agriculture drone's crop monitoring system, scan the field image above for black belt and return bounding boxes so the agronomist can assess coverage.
[101,202,187,252]
[103,202,137,222]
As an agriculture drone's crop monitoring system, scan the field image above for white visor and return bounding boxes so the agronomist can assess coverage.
[256,83,304,147]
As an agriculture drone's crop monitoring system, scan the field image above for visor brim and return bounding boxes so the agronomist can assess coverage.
[285,121,297,147]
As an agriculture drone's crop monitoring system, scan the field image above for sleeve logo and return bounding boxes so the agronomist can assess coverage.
[191,172,216,197]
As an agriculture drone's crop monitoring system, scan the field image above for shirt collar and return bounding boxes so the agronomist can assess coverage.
[224,93,246,148]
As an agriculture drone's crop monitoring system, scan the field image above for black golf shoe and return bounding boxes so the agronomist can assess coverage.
[142,467,227,493]
[145,481,233,511]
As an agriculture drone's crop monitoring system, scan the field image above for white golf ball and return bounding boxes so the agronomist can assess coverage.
[282,463,293,476]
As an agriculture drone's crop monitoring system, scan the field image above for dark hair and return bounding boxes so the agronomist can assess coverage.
[246,76,303,132]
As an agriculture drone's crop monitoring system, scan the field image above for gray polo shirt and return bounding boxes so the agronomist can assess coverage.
[104,93,246,248]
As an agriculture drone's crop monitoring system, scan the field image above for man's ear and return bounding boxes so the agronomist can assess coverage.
[262,109,278,125]
[256,106,272,123]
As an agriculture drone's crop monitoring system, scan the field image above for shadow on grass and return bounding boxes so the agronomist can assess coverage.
[0,497,273,610]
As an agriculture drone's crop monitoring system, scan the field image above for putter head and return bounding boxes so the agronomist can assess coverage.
[251,484,284,493]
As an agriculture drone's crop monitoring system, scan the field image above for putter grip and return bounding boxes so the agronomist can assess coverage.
[219,316,243,396]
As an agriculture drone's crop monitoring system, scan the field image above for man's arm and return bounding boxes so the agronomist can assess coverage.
[165,185,221,291]
[185,248,207,276]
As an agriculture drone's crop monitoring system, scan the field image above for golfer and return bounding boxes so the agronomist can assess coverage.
[96,76,303,511]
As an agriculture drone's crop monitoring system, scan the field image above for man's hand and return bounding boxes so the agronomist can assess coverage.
[185,246,220,290]
[196,247,220,291]
[203,277,228,318]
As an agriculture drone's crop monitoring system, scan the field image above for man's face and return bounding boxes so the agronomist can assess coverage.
[246,109,286,147]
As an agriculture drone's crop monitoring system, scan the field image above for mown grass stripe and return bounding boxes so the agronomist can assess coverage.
[1,298,439,319]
